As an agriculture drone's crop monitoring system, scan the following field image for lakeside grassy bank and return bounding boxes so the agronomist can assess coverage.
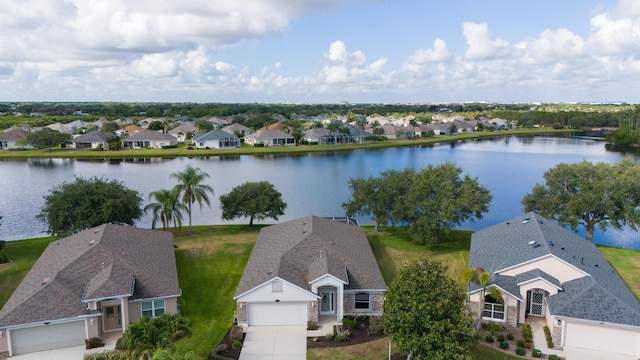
[0,128,573,159]
[1,224,639,359]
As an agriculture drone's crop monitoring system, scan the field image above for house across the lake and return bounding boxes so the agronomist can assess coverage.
[0,225,181,357]
[469,212,640,359]
[234,216,386,327]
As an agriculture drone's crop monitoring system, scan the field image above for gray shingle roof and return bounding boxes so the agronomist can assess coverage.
[0,224,180,327]
[72,130,114,143]
[0,128,29,141]
[234,216,386,298]
[245,129,293,141]
[515,269,562,289]
[470,212,640,326]
[192,129,238,142]
[124,131,176,141]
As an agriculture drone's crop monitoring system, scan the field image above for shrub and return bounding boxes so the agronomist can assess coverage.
[307,321,319,330]
[532,349,543,358]
[367,316,384,336]
[499,341,509,349]
[232,340,242,350]
[342,317,356,328]
[487,322,500,335]
[161,144,178,149]
[543,325,554,348]
[485,335,494,343]
[0,251,8,263]
[496,334,505,342]
[334,327,350,342]
[548,355,560,360]
[506,333,514,341]
[253,143,265,147]
[515,347,526,356]
[82,350,126,360]
[230,325,243,342]
[524,341,532,349]
[85,337,105,349]
[516,339,525,348]
[0,240,5,250]
[522,323,533,341]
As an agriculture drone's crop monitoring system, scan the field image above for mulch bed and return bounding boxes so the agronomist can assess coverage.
[211,328,244,360]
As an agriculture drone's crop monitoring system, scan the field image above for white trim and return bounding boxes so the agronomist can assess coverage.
[308,273,348,286]
[555,315,640,331]
[517,277,563,291]
[496,254,590,277]
[2,315,97,331]
[129,293,182,302]
[343,289,386,293]
[469,284,523,302]
[234,277,320,300]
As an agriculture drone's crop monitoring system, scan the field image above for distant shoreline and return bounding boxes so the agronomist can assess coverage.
[0,128,576,160]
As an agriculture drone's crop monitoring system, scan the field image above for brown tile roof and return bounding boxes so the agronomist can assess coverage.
[0,129,29,141]
[0,224,180,327]
[235,216,386,298]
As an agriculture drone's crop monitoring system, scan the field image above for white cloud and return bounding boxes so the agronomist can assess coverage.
[319,41,388,87]
[462,22,510,60]
[588,13,640,55]
[403,38,452,73]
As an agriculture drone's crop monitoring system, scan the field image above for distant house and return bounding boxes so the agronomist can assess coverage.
[0,129,30,150]
[191,130,240,149]
[0,224,181,357]
[168,122,197,142]
[72,130,114,149]
[469,213,640,359]
[120,125,146,136]
[258,122,290,132]
[366,124,410,139]
[425,123,451,135]
[234,216,386,327]
[221,123,252,137]
[244,129,295,146]
[45,123,73,134]
[122,131,177,149]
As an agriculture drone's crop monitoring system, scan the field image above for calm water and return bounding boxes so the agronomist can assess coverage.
[1,135,639,249]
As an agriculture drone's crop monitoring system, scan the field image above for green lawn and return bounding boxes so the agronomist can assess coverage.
[1,224,639,359]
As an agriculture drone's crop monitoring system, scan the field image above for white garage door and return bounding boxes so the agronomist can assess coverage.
[564,321,640,357]
[11,320,86,355]
[248,302,307,326]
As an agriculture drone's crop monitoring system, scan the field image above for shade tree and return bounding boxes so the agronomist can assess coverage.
[382,259,473,360]
[219,181,286,225]
[521,159,640,242]
[37,177,143,237]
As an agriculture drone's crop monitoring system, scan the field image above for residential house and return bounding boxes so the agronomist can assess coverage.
[0,129,30,150]
[425,123,452,135]
[72,130,115,149]
[221,123,252,137]
[122,131,177,149]
[234,216,386,327]
[168,122,197,142]
[45,123,73,134]
[244,129,295,146]
[469,212,640,358]
[258,122,290,133]
[119,125,145,137]
[0,224,181,357]
[366,124,411,139]
[191,130,240,149]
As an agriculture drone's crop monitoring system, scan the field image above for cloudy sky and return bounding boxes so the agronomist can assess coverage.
[1,0,639,103]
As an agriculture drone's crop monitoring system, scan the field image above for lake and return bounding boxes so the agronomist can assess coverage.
[1,135,639,249]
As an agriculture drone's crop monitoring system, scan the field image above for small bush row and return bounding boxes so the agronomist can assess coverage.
[85,337,105,349]
[543,325,554,348]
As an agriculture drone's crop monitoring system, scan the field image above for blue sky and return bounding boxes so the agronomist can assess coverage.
[1,0,637,103]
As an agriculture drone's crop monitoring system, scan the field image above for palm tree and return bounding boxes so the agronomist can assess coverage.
[145,189,185,232]
[171,166,214,235]
[475,271,502,331]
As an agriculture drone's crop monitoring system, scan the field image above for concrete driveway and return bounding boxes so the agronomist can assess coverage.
[563,347,637,360]
[239,326,307,360]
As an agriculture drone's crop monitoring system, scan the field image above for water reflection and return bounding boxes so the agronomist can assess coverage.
[27,158,73,168]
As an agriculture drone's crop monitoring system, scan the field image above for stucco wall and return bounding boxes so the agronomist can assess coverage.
[87,317,100,338]
[0,332,8,354]
[499,256,585,284]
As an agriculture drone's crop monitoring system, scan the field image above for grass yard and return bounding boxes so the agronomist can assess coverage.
[0,236,53,307]
[1,224,639,359]
[172,225,262,356]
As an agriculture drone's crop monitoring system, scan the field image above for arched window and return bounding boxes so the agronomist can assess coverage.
[483,294,505,320]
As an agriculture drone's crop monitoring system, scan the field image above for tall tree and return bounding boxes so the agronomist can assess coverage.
[407,162,492,244]
[145,189,185,232]
[171,166,214,235]
[522,159,640,242]
[382,259,473,360]
[219,181,286,225]
[194,119,213,134]
[37,177,143,237]
[26,128,73,150]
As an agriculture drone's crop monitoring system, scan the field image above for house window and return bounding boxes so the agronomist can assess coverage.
[354,293,370,309]
[483,295,505,320]
[141,299,165,318]
[272,280,283,293]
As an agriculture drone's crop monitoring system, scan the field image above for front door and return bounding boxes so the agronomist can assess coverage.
[528,290,545,316]
[320,291,335,314]
[104,305,121,331]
